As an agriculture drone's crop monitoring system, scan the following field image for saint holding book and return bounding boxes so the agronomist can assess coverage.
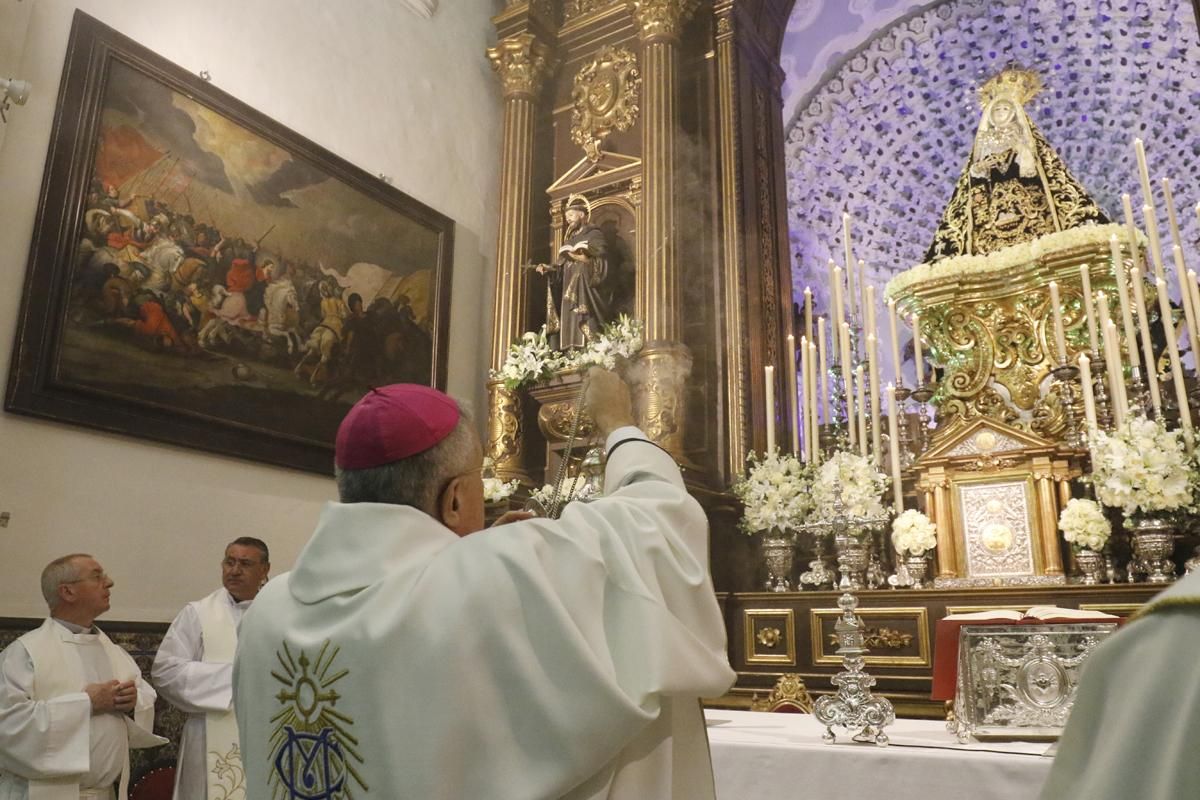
[537,194,610,349]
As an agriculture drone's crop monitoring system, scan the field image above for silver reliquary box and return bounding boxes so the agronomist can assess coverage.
[953,623,1118,741]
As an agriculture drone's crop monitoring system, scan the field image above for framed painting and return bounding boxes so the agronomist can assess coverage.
[6,11,454,474]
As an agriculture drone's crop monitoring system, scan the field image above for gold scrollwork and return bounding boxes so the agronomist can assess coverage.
[564,0,620,22]
[488,382,525,477]
[828,626,914,651]
[570,47,641,162]
[756,627,781,648]
[537,400,597,443]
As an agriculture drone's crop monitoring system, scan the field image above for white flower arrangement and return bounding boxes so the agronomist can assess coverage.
[884,223,1141,301]
[1057,498,1111,552]
[528,481,598,510]
[1088,414,1198,519]
[730,450,812,534]
[490,316,645,390]
[891,509,938,556]
[481,457,519,504]
[576,315,645,370]
[811,451,888,522]
[490,328,563,390]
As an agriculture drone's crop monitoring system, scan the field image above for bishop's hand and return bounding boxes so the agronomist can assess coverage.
[584,367,635,437]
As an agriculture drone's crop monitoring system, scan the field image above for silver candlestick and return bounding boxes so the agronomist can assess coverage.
[1050,361,1085,449]
[813,591,895,745]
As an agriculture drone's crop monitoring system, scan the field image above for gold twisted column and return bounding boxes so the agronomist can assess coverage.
[627,0,699,462]
[485,33,552,481]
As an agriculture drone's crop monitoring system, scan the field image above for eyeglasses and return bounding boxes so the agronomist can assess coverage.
[63,571,109,585]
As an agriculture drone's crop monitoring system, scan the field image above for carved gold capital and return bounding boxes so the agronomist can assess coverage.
[626,0,701,42]
[487,33,553,99]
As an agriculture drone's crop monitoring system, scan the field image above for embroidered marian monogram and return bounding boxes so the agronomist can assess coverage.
[269,641,366,799]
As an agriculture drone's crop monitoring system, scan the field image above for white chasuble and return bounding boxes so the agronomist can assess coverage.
[0,619,164,800]
[1039,569,1200,800]
[234,427,736,800]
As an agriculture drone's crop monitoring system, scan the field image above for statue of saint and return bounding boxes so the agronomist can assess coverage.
[537,194,610,349]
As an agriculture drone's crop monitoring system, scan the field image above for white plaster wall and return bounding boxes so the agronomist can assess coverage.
[0,0,503,620]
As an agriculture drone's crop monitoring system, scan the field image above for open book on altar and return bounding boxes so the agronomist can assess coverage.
[942,606,1120,622]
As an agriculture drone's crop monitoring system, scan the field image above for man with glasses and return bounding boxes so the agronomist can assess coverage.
[0,554,165,799]
[233,370,734,800]
[151,538,269,799]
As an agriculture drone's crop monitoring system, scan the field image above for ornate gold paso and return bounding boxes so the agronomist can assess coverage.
[571,46,641,162]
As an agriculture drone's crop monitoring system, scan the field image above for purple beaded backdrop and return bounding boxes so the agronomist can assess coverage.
[782,0,1200,388]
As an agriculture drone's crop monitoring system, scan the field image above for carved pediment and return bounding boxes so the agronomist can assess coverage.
[918,416,1055,466]
[547,152,642,199]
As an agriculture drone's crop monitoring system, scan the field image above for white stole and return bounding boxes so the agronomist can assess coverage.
[21,618,158,800]
[196,590,245,800]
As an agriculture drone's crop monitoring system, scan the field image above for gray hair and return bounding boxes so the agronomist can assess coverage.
[335,405,478,514]
[41,554,91,610]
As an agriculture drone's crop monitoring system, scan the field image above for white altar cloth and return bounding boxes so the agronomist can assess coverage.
[705,709,1053,800]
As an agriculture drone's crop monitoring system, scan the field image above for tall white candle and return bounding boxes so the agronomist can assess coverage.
[1122,193,1144,274]
[1134,138,1154,210]
[886,383,904,513]
[841,322,857,447]
[868,333,882,467]
[1103,315,1127,427]
[1144,203,1168,282]
[856,364,868,458]
[765,364,776,453]
[1048,281,1068,363]
[1131,267,1164,413]
[809,340,820,463]
[788,334,800,456]
[1156,278,1193,440]
[1079,264,1099,354]
[1078,353,1098,433]
[1111,234,1140,369]
[818,317,829,425]
[1172,246,1200,355]
[1162,177,1185,256]
[887,298,902,385]
[912,313,925,386]
[832,264,846,334]
[859,259,870,335]
[803,287,814,345]
[843,213,856,322]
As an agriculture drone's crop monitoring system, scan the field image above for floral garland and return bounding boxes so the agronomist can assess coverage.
[810,451,888,522]
[490,315,645,391]
[1057,498,1111,552]
[884,223,1141,301]
[1088,414,1199,520]
[730,450,812,534]
[891,509,937,556]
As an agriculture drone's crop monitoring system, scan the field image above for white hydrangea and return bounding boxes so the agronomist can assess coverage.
[731,450,813,534]
[891,509,937,556]
[811,451,888,522]
[1057,498,1111,552]
[1088,415,1198,519]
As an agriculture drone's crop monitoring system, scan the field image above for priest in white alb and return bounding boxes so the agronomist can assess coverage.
[233,368,736,799]
[0,554,166,800]
[152,538,270,799]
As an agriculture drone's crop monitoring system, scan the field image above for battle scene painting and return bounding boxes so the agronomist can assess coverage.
[6,13,453,473]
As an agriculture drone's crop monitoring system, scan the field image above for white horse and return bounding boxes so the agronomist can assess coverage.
[198,285,261,348]
[259,277,303,354]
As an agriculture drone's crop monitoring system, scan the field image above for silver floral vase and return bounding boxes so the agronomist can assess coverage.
[761,529,797,592]
[901,553,930,589]
[834,532,869,591]
[1073,548,1105,585]
[1132,518,1177,583]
